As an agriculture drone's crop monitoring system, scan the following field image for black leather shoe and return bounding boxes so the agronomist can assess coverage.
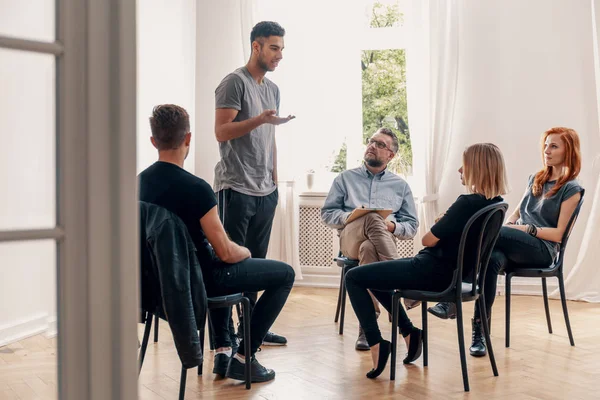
[355,327,369,351]
[427,302,457,320]
[226,355,276,383]
[403,328,423,364]
[212,353,230,376]
[262,331,287,346]
[469,318,487,357]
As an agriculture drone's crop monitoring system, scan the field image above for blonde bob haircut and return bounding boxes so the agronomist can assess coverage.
[462,143,509,199]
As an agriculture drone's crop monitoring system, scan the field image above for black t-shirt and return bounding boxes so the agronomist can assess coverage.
[419,194,503,274]
[138,161,217,266]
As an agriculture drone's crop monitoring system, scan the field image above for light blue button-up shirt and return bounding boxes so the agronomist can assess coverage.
[321,164,419,239]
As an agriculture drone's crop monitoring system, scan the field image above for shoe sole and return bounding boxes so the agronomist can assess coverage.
[226,370,276,383]
[261,342,287,346]
[470,350,487,357]
[427,308,457,320]
[355,345,369,351]
[212,367,227,376]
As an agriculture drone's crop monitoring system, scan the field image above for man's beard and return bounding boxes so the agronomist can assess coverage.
[257,55,272,72]
[365,157,384,168]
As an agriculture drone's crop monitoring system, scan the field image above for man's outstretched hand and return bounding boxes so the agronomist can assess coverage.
[260,109,296,125]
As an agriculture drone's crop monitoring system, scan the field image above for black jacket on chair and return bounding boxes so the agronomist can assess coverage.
[139,201,208,368]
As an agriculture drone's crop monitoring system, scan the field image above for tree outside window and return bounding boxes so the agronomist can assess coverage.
[331,0,411,176]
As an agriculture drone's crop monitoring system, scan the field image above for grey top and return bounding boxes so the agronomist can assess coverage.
[518,174,583,260]
[213,67,280,196]
[321,164,419,239]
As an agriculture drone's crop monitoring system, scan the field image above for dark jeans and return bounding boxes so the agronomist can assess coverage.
[206,258,294,356]
[473,226,553,320]
[217,188,278,310]
[345,255,453,347]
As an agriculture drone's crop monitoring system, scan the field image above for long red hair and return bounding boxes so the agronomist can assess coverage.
[532,127,581,198]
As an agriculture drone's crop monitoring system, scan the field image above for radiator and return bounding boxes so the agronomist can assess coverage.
[298,205,415,268]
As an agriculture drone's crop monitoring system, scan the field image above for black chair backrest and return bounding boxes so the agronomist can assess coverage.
[554,188,585,270]
[450,202,508,298]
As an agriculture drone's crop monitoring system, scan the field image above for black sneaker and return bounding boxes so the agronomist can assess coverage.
[262,331,287,346]
[212,353,230,376]
[427,302,457,320]
[226,355,276,383]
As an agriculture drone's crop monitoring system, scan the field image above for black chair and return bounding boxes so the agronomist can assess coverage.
[139,310,188,400]
[198,293,252,390]
[504,189,584,348]
[392,202,508,392]
[333,254,359,335]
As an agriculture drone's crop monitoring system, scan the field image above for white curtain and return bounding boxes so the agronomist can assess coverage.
[548,0,600,302]
[266,181,302,279]
[405,0,460,244]
[559,155,600,302]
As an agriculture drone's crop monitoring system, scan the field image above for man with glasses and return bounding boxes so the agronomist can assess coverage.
[321,127,418,350]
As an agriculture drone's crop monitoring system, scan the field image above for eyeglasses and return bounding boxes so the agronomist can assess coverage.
[366,138,394,153]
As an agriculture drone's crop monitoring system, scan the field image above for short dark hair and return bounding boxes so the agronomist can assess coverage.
[376,127,399,153]
[250,21,285,45]
[149,104,190,150]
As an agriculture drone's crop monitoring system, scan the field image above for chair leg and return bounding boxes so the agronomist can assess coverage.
[505,274,512,348]
[422,301,428,367]
[198,314,207,376]
[479,297,498,376]
[334,266,344,323]
[242,298,251,390]
[208,311,216,351]
[154,306,160,343]
[558,274,575,346]
[339,266,347,335]
[542,277,553,334]
[139,313,153,374]
[178,366,187,400]
[390,292,401,380]
[455,300,470,392]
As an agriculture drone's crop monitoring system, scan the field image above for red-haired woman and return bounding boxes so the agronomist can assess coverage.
[429,127,583,357]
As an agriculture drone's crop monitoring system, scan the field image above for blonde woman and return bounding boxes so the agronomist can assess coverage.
[345,143,509,379]
[429,127,583,357]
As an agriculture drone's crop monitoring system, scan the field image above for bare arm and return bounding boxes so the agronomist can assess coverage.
[506,193,580,242]
[215,108,295,143]
[200,206,251,263]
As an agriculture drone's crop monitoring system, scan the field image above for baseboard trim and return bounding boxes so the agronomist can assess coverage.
[45,316,57,338]
[0,313,50,347]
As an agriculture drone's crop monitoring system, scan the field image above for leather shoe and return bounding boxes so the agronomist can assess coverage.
[469,318,487,357]
[355,326,369,351]
[427,302,457,319]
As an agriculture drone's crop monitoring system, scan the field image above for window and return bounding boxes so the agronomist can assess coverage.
[331,0,412,178]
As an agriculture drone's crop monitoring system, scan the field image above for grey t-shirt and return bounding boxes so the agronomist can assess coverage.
[213,67,280,196]
[518,175,583,260]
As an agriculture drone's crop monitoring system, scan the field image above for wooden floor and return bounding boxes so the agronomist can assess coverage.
[1,287,599,399]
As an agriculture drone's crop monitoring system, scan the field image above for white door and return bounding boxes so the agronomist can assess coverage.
[0,1,138,398]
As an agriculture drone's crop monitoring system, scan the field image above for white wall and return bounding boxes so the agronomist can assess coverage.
[438,0,600,290]
[195,0,246,184]
[136,0,197,173]
[0,2,57,345]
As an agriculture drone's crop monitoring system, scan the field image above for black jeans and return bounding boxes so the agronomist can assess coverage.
[217,189,278,318]
[473,226,553,320]
[205,258,294,356]
[345,255,454,347]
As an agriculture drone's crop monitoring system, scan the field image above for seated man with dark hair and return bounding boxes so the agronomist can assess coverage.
[138,104,295,383]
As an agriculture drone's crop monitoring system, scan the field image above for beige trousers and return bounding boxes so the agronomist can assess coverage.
[340,213,399,314]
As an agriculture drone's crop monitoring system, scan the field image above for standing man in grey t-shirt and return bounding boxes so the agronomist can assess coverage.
[214,21,295,347]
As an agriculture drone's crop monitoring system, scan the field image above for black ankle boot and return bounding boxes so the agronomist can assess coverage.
[469,318,487,357]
